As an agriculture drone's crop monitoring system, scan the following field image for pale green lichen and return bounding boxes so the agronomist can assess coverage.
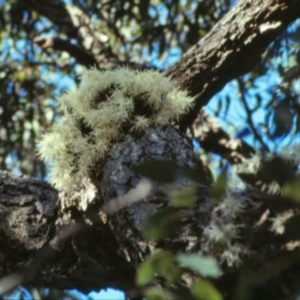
[201,191,251,267]
[38,67,194,210]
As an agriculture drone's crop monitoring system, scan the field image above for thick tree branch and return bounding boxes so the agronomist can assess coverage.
[0,171,137,294]
[2,1,300,298]
[23,0,299,158]
[0,127,212,294]
[164,0,299,129]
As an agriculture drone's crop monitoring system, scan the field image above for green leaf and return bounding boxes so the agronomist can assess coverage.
[171,186,197,207]
[144,287,174,300]
[177,254,222,278]
[136,256,155,285]
[142,208,180,241]
[131,159,181,183]
[192,278,223,300]
[152,250,181,286]
[151,250,175,275]
[132,159,211,184]
[283,178,300,202]
[211,170,227,204]
[136,250,177,286]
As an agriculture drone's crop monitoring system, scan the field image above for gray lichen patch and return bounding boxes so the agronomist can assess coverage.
[38,68,194,210]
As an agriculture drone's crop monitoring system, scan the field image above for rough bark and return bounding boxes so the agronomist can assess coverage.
[21,0,300,128]
[0,172,136,293]
[1,0,300,298]
[21,0,299,160]
[164,0,300,130]
[96,127,212,267]
[0,127,212,294]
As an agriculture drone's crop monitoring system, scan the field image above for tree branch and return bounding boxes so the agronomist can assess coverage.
[2,1,300,297]
[0,171,136,294]
[33,36,97,66]
[22,0,119,68]
[164,0,299,130]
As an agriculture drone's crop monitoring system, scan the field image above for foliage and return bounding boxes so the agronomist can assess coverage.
[0,0,300,299]
[133,158,300,299]
[1,0,298,176]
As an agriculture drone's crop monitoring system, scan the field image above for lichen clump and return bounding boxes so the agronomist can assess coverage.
[38,68,194,210]
[202,191,251,267]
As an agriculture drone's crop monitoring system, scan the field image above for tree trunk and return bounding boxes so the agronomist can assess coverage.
[1,0,300,298]
[0,126,212,293]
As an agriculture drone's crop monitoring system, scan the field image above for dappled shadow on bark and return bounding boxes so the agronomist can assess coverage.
[1,127,300,299]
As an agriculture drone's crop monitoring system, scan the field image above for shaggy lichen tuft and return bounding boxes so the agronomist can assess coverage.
[38,67,194,210]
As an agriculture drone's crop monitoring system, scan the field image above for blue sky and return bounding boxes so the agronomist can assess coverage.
[1,1,299,299]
